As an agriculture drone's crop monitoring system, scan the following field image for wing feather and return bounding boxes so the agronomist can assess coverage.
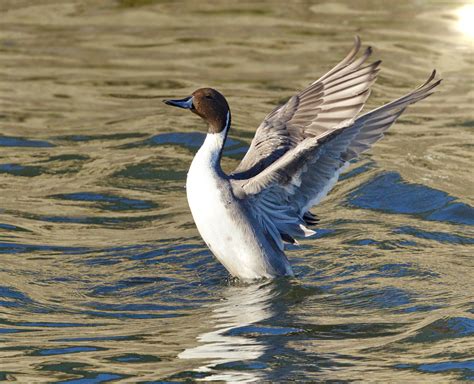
[232,36,380,179]
[232,71,441,246]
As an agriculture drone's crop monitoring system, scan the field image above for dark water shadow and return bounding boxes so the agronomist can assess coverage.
[347,172,474,226]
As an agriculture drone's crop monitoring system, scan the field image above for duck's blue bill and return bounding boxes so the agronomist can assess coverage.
[163,96,193,109]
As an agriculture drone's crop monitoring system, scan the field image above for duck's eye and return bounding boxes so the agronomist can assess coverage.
[205,95,213,99]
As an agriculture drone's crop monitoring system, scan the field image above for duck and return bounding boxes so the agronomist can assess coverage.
[164,37,441,280]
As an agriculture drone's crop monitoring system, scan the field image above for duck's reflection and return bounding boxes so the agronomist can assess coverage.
[179,280,282,382]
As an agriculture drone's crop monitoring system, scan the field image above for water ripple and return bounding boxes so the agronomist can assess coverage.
[0,135,54,148]
[348,172,474,226]
[0,0,472,382]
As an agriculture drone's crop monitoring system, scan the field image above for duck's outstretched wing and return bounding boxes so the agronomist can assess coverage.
[231,36,381,180]
[233,72,441,249]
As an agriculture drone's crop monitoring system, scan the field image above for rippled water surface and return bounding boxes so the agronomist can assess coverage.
[1,1,473,382]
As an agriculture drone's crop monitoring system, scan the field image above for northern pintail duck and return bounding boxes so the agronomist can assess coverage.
[164,37,441,280]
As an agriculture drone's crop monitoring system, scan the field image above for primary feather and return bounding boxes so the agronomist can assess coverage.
[231,36,380,180]
[230,38,441,248]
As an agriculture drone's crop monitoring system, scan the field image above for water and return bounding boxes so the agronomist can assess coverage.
[1,0,473,382]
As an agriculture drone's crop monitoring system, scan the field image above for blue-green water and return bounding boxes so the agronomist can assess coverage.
[1,1,473,382]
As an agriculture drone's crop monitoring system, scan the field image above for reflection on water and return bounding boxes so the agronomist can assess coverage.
[179,282,279,382]
[1,0,473,382]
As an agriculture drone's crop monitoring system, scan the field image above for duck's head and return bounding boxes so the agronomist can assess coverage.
[164,88,231,134]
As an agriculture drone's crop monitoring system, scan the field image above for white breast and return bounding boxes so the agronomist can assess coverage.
[185,132,286,280]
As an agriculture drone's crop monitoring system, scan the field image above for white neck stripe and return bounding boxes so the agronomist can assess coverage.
[224,110,230,133]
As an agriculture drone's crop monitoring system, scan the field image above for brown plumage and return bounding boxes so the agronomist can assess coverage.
[191,88,231,134]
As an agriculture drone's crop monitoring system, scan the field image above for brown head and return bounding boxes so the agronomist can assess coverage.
[164,88,231,134]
